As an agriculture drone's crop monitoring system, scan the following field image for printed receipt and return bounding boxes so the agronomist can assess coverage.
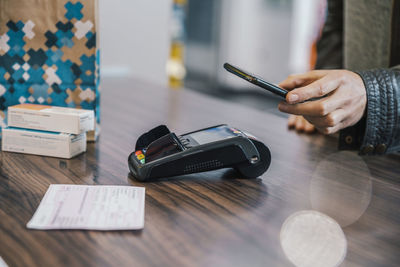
[27,185,145,230]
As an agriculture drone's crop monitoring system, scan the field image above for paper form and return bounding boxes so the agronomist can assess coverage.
[27,184,145,230]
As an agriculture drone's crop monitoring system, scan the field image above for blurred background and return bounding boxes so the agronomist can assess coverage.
[100,0,326,114]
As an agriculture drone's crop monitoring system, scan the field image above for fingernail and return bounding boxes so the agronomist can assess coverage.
[278,103,287,111]
[288,94,299,103]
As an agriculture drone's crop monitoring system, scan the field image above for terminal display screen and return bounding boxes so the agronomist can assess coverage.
[186,125,239,145]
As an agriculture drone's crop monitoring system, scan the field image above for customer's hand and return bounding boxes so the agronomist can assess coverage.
[288,115,316,133]
[278,70,367,134]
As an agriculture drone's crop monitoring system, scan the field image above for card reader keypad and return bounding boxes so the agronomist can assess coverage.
[135,150,146,164]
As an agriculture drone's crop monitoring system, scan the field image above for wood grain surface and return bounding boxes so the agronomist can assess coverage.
[0,77,399,267]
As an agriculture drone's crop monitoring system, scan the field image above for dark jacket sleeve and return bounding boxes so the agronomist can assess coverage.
[339,68,400,155]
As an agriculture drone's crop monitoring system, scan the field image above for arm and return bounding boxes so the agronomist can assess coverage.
[278,67,400,155]
[282,0,400,155]
[286,0,344,132]
[339,68,400,154]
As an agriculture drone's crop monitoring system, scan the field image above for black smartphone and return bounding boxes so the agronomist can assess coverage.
[223,63,288,99]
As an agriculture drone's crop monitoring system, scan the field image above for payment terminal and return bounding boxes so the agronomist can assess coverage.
[128,125,271,181]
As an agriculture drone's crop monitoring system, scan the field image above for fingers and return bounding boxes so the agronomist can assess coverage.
[285,72,342,104]
[295,116,306,131]
[288,115,297,128]
[304,120,316,133]
[314,118,348,135]
[278,98,333,116]
[278,70,330,90]
[287,115,316,133]
[282,98,357,135]
[278,84,350,117]
[279,77,305,90]
[303,108,346,129]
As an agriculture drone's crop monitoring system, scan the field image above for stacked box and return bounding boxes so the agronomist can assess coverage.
[2,104,93,158]
[2,127,86,159]
[8,104,94,134]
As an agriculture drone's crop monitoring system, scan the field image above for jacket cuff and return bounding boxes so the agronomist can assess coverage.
[338,116,366,151]
[339,69,399,155]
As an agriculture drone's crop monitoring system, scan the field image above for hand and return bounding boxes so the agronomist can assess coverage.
[288,115,316,133]
[278,70,367,134]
